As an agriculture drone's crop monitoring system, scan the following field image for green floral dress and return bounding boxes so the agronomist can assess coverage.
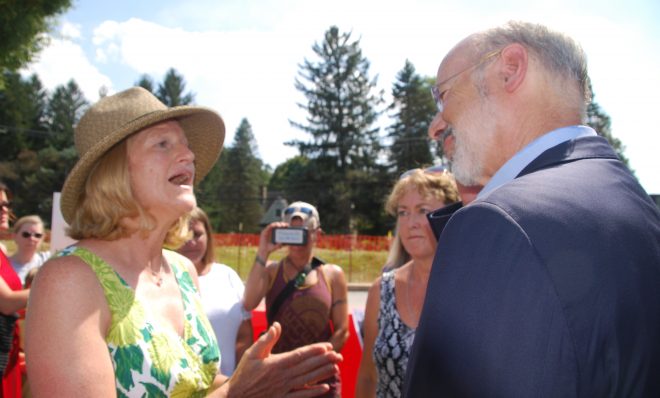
[57,246,220,397]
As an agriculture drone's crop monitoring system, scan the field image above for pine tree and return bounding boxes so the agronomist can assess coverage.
[198,119,267,233]
[135,74,155,93]
[586,85,632,171]
[288,26,384,233]
[157,68,194,106]
[289,26,383,172]
[387,60,437,175]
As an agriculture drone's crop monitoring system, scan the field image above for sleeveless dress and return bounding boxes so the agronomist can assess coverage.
[0,250,21,398]
[265,260,339,397]
[373,270,415,398]
[58,246,220,397]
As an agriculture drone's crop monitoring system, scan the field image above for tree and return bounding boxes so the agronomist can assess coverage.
[46,80,87,149]
[157,68,194,106]
[0,0,73,88]
[585,85,632,171]
[387,61,437,175]
[0,71,49,159]
[288,26,384,233]
[198,119,267,233]
[135,74,155,93]
[289,26,383,172]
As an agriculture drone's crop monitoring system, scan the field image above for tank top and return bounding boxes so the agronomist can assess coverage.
[265,258,339,397]
[58,246,220,397]
[373,270,416,398]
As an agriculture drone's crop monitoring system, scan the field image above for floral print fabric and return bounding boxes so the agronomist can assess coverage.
[58,246,220,397]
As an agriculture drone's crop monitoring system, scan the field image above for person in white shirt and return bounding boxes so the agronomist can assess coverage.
[10,215,50,286]
[178,206,253,376]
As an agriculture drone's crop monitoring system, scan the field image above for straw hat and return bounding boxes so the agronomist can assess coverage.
[60,87,225,224]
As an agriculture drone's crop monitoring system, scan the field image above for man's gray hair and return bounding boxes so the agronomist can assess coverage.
[474,21,591,109]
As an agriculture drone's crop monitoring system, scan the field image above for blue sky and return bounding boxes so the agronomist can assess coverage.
[25,0,660,193]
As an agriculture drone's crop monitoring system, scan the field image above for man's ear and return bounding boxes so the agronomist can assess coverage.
[499,43,527,93]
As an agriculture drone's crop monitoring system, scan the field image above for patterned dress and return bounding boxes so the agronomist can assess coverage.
[58,246,220,398]
[373,270,416,398]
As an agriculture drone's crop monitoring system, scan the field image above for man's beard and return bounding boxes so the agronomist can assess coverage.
[450,94,497,186]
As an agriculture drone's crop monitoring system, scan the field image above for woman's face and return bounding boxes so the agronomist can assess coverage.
[396,189,445,261]
[15,221,44,254]
[126,120,196,221]
[178,219,208,267]
[0,190,9,231]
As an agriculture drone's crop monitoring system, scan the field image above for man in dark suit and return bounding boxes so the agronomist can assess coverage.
[405,21,660,397]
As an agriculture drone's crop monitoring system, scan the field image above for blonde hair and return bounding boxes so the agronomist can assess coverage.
[188,207,216,267]
[13,215,44,234]
[384,169,459,270]
[67,139,189,247]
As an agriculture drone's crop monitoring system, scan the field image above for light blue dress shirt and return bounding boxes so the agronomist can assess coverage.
[476,125,598,200]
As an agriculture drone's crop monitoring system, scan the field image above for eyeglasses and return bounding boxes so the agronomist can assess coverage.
[0,201,11,209]
[431,49,502,113]
[399,165,448,180]
[21,231,44,239]
[284,206,314,216]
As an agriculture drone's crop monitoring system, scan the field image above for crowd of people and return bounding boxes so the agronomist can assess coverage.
[0,19,658,398]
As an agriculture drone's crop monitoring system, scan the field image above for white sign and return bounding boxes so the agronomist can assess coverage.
[50,192,77,254]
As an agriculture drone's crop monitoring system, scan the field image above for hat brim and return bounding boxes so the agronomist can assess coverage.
[60,106,225,224]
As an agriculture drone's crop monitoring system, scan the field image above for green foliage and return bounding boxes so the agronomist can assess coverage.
[288,26,385,233]
[289,26,383,171]
[197,119,268,233]
[156,68,194,106]
[0,0,72,88]
[135,74,156,93]
[387,61,438,174]
[0,76,85,223]
[585,84,632,172]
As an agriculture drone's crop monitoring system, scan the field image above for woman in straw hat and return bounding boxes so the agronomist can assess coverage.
[24,87,341,397]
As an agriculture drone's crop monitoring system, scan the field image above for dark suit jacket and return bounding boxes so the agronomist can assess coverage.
[405,136,660,397]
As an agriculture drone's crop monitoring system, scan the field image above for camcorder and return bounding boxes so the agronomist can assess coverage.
[271,227,309,246]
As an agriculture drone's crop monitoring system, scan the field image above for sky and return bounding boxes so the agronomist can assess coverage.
[23,0,660,194]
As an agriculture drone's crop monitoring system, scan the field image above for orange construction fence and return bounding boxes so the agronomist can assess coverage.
[212,233,390,251]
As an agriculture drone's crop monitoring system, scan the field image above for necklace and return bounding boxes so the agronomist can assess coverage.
[151,257,164,287]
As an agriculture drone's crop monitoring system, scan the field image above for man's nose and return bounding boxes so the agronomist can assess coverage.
[428,112,448,141]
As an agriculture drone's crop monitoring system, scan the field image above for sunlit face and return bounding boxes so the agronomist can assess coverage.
[15,221,44,255]
[396,189,445,260]
[434,46,499,186]
[126,120,196,221]
[0,190,9,231]
[178,219,208,267]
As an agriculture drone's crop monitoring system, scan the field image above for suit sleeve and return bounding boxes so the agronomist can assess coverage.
[405,202,577,397]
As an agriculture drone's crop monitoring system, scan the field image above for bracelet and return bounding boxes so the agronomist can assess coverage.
[254,254,267,267]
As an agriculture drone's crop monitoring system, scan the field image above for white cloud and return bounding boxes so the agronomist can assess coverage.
[22,28,112,102]
[26,1,660,193]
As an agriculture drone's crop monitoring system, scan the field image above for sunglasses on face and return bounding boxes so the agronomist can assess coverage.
[21,231,44,239]
[399,165,448,180]
[0,201,11,209]
[284,206,314,216]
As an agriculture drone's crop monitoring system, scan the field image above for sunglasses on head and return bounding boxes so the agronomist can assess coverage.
[399,165,448,180]
[284,206,314,216]
[21,231,44,239]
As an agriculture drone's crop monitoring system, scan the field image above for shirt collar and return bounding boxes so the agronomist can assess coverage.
[476,125,597,200]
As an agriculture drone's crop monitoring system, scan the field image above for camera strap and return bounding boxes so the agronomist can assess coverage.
[267,256,324,326]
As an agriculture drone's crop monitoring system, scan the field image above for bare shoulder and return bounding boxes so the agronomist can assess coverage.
[30,253,106,312]
[323,263,345,277]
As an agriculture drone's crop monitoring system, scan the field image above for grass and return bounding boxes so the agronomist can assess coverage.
[218,245,387,284]
[2,240,388,284]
